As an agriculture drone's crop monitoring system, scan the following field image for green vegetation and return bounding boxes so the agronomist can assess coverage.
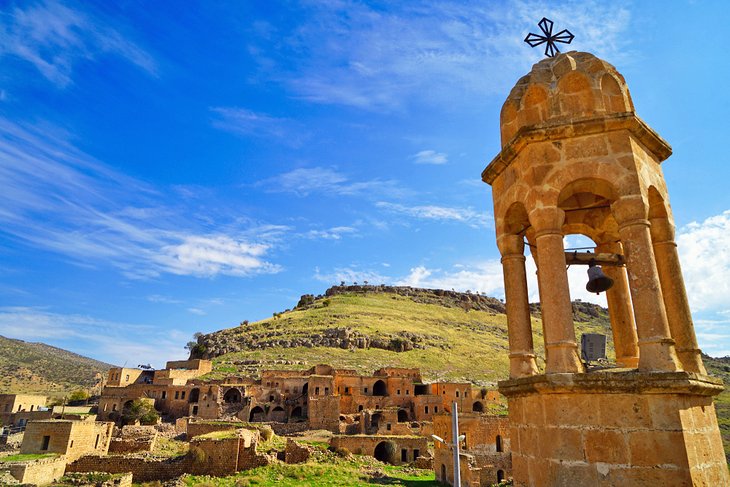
[0,453,57,463]
[121,399,160,425]
[702,354,730,461]
[0,335,113,398]
[179,454,438,486]
[202,290,614,385]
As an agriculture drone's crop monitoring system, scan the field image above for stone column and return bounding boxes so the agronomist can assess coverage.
[529,207,583,374]
[498,234,539,378]
[612,196,680,372]
[596,242,639,368]
[650,216,706,374]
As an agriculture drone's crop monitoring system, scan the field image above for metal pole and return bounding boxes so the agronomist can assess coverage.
[452,400,460,487]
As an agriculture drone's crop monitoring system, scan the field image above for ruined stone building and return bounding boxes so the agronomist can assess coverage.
[0,394,49,429]
[98,360,501,433]
[433,411,511,487]
[20,419,113,462]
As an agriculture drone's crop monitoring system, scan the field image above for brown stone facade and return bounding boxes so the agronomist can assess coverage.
[433,411,511,486]
[484,51,729,486]
[329,434,428,465]
[20,419,113,462]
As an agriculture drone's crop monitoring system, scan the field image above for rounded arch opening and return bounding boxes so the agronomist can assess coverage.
[372,380,387,396]
[472,401,484,413]
[223,388,241,403]
[290,406,304,420]
[497,469,505,482]
[270,406,286,423]
[373,441,397,464]
[397,409,408,423]
[189,388,200,403]
[249,406,265,422]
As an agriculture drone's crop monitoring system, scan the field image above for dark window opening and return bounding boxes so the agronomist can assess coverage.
[94,434,100,449]
[401,449,408,462]
[496,434,503,452]
[41,436,50,450]
[373,380,387,396]
[413,449,420,460]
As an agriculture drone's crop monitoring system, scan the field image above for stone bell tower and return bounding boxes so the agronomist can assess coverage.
[483,51,729,486]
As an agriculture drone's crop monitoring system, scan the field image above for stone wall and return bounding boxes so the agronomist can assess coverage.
[21,420,113,462]
[7,455,67,486]
[330,435,428,466]
[61,472,133,487]
[66,454,190,482]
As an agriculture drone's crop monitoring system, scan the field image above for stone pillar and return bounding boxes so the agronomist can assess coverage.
[595,242,639,368]
[529,208,583,374]
[498,234,539,378]
[612,196,679,372]
[650,216,706,374]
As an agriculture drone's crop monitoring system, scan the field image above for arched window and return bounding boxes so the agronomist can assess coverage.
[372,380,387,396]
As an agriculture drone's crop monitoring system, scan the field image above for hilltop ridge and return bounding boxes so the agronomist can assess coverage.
[191,285,612,384]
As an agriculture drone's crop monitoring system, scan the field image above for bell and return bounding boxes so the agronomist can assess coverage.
[586,264,614,294]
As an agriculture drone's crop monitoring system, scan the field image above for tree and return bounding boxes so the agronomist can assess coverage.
[68,389,89,402]
[121,399,159,425]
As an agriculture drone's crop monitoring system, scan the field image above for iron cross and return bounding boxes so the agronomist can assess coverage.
[524,18,574,58]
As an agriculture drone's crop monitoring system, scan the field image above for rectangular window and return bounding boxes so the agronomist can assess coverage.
[41,435,50,450]
[434,406,438,413]
[397,389,401,395]
[70,440,74,448]
[94,434,100,449]
[387,423,391,431]
[181,392,186,399]
[364,387,368,393]
[175,391,179,399]
[414,449,420,460]
[162,391,167,399]
[344,387,349,394]
[425,406,429,414]
[401,449,408,462]
[324,387,329,395]
[405,390,409,395]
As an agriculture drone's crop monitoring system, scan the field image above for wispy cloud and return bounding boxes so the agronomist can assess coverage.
[251,0,632,110]
[313,266,390,286]
[376,201,491,228]
[0,306,186,367]
[259,167,408,199]
[304,226,358,240]
[210,107,307,146]
[412,150,448,165]
[0,0,156,87]
[0,117,281,279]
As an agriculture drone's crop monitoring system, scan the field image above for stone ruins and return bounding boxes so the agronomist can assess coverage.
[484,50,729,486]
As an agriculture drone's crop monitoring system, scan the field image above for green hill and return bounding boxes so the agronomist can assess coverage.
[192,285,614,384]
[0,335,114,399]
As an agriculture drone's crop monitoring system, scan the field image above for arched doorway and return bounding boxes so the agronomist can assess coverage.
[189,388,200,403]
[249,406,265,422]
[397,409,408,422]
[373,380,387,396]
[373,441,396,464]
[223,388,241,403]
[270,406,286,423]
[290,406,304,421]
[371,412,382,430]
[440,464,447,483]
[472,401,484,412]
[497,470,505,483]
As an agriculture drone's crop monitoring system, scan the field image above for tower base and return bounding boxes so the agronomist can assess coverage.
[499,371,728,487]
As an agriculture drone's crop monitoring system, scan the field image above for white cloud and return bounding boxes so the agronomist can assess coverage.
[210,107,306,146]
[0,117,281,279]
[0,307,186,368]
[0,0,156,87]
[412,150,448,165]
[376,201,491,229]
[253,0,632,110]
[677,210,730,312]
[260,167,408,199]
[187,308,206,316]
[304,226,358,240]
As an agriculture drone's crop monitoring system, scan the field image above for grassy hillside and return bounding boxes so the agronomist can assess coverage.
[196,286,613,385]
[0,335,114,399]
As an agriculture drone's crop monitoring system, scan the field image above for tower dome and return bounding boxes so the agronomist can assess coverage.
[499,51,635,146]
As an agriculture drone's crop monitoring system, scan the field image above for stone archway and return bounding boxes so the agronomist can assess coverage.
[472,401,484,412]
[249,406,265,422]
[372,380,387,396]
[223,388,241,403]
[397,409,408,422]
[270,406,286,423]
[373,441,396,464]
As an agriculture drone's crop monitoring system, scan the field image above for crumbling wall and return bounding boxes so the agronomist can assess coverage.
[7,456,67,486]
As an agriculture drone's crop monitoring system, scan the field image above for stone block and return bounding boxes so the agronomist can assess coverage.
[628,430,688,468]
[540,427,585,462]
[564,135,609,160]
[584,429,629,464]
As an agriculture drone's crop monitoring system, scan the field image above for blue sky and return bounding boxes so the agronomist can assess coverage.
[1,0,729,368]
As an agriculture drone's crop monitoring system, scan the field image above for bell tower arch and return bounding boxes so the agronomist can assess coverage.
[484,51,728,486]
